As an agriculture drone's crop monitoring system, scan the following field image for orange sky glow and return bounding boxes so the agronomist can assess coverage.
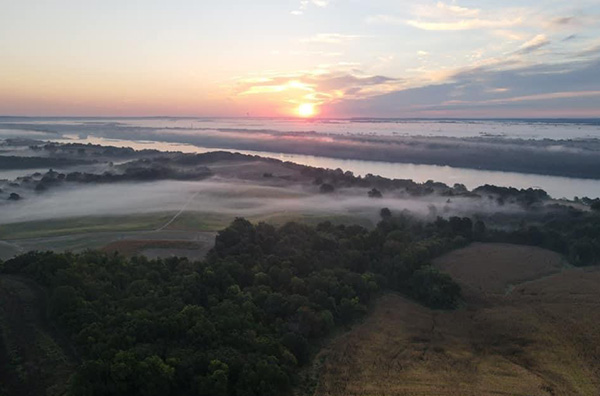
[1,1,600,118]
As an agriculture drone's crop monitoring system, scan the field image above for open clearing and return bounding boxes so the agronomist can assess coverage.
[0,210,371,261]
[313,243,600,396]
[434,242,568,296]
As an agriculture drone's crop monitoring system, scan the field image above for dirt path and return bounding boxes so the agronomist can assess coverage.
[0,275,76,396]
[154,191,201,231]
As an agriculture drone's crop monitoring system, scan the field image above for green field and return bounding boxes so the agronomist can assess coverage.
[0,211,374,262]
[0,211,374,240]
[0,213,177,240]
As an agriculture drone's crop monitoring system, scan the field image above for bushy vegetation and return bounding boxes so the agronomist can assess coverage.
[487,209,600,266]
[0,155,92,170]
[0,214,468,396]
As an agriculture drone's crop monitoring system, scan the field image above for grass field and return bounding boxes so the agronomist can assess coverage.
[313,243,600,396]
[434,242,568,296]
[0,211,373,262]
[0,213,176,240]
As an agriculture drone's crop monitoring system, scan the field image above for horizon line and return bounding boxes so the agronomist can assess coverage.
[1,115,600,122]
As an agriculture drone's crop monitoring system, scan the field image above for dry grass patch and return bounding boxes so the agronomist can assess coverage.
[313,244,600,396]
[434,243,567,296]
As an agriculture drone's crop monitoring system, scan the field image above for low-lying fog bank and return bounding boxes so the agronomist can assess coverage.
[0,178,528,226]
[3,118,600,180]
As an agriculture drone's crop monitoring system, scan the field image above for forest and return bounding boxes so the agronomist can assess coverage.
[0,212,467,396]
[1,205,599,396]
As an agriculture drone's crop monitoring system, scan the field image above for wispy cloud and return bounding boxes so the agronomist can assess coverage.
[299,33,364,44]
[547,14,600,30]
[492,30,528,41]
[291,0,331,15]
[365,15,403,25]
[368,1,523,31]
[331,58,600,117]
[406,18,522,31]
[412,1,481,19]
[444,90,600,106]
[516,34,551,54]
[233,68,403,109]
[577,42,600,57]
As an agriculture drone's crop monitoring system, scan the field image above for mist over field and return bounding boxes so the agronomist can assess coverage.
[3,0,600,394]
[2,118,600,180]
[0,178,526,225]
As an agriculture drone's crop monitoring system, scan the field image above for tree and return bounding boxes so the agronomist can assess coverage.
[138,356,175,396]
[368,188,382,198]
[473,220,486,239]
[591,201,600,212]
[453,183,467,193]
[200,360,229,396]
[319,183,335,194]
[380,207,392,219]
[408,266,461,309]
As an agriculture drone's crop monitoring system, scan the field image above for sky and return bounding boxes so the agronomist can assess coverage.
[1,0,600,118]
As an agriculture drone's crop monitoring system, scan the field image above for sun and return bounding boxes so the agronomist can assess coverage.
[297,103,316,118]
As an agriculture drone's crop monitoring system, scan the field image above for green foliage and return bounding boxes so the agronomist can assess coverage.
[489,209,600,266]
[1,215,467,396]
[408,266,461,309]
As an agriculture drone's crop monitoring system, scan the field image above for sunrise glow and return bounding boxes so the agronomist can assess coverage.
[1,1,600,117]
[297,103,316,118]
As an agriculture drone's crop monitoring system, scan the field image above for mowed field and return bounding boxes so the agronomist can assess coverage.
[313,243,600,396]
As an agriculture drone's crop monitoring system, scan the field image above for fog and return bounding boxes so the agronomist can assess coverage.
[2,119,600,179]
[0,178,526,226]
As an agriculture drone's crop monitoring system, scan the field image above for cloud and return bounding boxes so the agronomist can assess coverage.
[551,16,577,26]
[368,1,523,31]
[406,18,522,31]
[412,1,481,19]
[299,33,364,44]
[515,34,551,54]
[492,30,527,41]
[291,0,330,15]
[577,42,600,57]
[233,69,403,110]
[444,90,600,106]
[547,15,600,29]
[329,58,600,117]
[365,14,404,25]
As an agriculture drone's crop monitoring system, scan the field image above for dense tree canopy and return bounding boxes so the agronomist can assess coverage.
[0,213,470,396]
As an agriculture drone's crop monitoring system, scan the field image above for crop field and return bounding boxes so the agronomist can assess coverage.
[313,243,600,396]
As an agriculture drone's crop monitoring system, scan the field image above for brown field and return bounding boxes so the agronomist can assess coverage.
[434,242,568,296]
[313,243,600,396]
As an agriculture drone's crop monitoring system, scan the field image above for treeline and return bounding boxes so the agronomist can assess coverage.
[0,155,92,170]
[11,164,213,195]
[0,214,468,396]
[487,209,600,266]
